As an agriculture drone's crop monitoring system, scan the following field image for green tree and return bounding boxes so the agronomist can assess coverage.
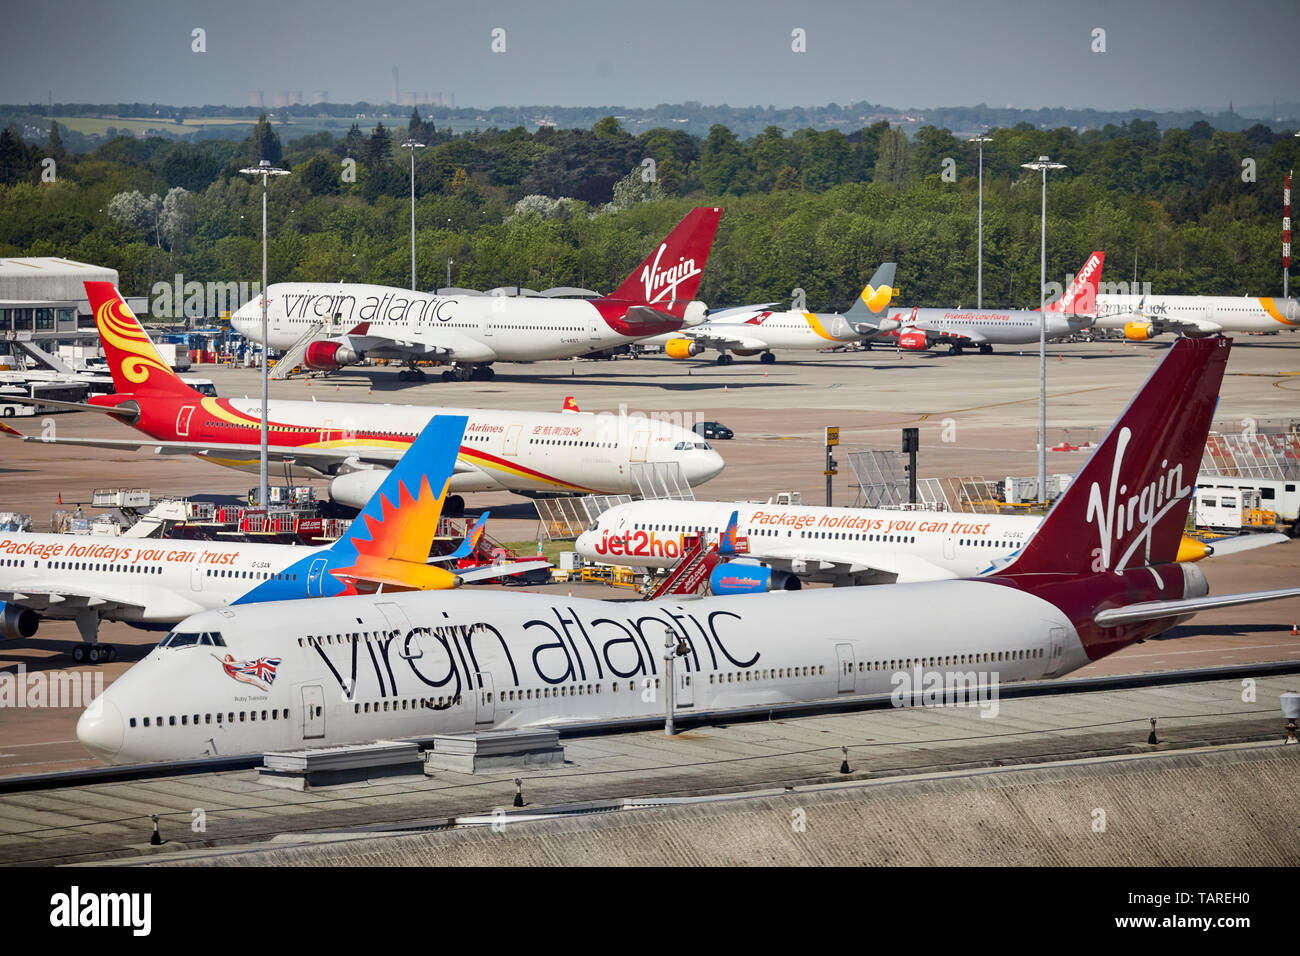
[251,113,282,165]
[592,116,624,140]
[873,128,909,189]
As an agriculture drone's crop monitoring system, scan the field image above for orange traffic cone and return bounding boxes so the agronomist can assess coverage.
[57,493,62,505]
[1293,622,1298,636]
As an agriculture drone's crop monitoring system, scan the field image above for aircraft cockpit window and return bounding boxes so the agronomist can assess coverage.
[161,631,201,649]
[694,442,711,450]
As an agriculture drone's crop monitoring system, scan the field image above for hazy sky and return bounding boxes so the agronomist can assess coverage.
[2,0,1296,113]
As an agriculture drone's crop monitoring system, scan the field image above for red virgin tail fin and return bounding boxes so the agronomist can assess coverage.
[1047,251,1105,314]
[999,337,1230,577]
[604,207,722,317]
[84,282,199,398]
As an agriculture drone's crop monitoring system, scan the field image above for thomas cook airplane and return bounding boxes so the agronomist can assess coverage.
[76,336,1300,764]
[0,283,724,512]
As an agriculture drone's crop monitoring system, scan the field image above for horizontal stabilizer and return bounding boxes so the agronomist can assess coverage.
[1204,532,1291,557]
[1094,585,1300,627]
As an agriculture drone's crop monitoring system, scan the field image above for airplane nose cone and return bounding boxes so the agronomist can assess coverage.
[77,696,125,762]
[689,450,725,486]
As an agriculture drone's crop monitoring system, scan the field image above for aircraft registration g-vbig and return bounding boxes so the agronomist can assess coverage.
[1089,291,1300,340]
[575,498,1285,592]
[875,252,1106,354]
[76,337,1300,765]
[231,207,722,381]
[659,263,898,364]
[0,283,724,511]
[0,416,548,663]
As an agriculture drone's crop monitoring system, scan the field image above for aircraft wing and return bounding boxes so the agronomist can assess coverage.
[1096,310,1223,336]
[755,548,959,583]
[706,303,781,320]
[679,330,770,351]
[0,426,475,475]
[0,587,147,613]
[457,560,552,584]
[1094,585,1300,627]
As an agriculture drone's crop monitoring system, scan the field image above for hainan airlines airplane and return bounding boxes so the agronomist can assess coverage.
[75,337,1300,765]
[659,263,897,364]
[0,416,548,662]
[1089,291,1300,340]
[230,208,721,381]
[0,283,724,512]
[875,252,1105,354]
[574,498,1284,591]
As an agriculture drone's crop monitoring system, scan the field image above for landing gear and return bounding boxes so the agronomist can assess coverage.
[398,367,427,382]
[445,495,466,516]
[715,353,735,365]
[978,344,993,355]
[439,364,495,382]
[760,351,777,364]
[72,644,116,665]
[948,342,963,355]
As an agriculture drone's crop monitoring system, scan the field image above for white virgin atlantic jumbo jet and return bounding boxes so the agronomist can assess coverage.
[231,208,721,381]
[76,336,1300,765]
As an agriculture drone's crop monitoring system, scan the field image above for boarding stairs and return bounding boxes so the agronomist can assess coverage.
[646,529,747,599]
[269,321,326,380]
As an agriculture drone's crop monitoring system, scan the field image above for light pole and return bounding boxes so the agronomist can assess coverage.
[970,136,992,308]
[446,258,453,291]
[1020,155,1067,506]
[400,140,424,291]
[238,158,289,516]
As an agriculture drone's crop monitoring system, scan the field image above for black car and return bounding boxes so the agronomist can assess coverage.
[693,421,733,440]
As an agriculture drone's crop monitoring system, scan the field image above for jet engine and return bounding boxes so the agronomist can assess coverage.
[304,341,361,372]
[328,468,389,509]
[708,562,802,595]
[664,338,700,359]
[0,602,39,640]
[1123,321,1159,341]
[898,330,929,351]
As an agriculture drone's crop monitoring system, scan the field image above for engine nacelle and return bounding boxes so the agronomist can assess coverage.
[304,341,361,372]
[0,602,39,640]
[898,330,929,351]
[708,562,802,595]
[664,338,699,359]
[731,348,762,357]
[1123,321,1158,341]
[328,468,389,509]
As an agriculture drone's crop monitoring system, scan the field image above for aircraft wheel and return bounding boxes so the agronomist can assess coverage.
[398,369,410,382]
[483,366,496,380]
[760,352,776,364]
[72,645,88,664]
[948,343,962,355]
[445,495,466,516]
[106,645,117,662]
[979,344,993,355]
[440,370,454,382]
[89,645,105,664]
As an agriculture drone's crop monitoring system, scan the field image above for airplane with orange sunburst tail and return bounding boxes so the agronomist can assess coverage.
[0,414,548,664]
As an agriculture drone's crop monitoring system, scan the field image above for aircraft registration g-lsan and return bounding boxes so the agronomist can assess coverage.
[76,337,1300,765]
[231,208,721,381]
[1088,291,1300,340]
[657,263,898,364]
[575,498,1285,592]
[874,252,1105,354]
[0,416,548,662]
[0,283,724,511]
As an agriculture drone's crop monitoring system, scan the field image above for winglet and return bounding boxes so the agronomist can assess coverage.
[562,396,580,413]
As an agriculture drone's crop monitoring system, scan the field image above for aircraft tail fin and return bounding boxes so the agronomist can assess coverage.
[604,207,722,316]
[331,414,468,566]
[562,396,580,413]
[719,509,740,556]
[84,282,200,398]
[1046,251,1105,314]
[845,262,898,327]
[997,337,1230,577]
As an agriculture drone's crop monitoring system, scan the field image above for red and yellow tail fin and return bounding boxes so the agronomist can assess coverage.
[84,282,198,398]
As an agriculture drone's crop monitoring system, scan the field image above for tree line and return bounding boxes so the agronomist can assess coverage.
[0,111,1296,311]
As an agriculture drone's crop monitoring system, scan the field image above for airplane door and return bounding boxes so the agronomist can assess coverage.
[588,313,602,341]
[503,423,522,456]
[943,536,955,560]
[307,557,329,597]
[677,669,695,707]
[475,672,495,725]
[836,643,855,693]
[190,565,203,592]
[375,602,411,647]
[630,430,650,462]
[319,419,334,443]
[1045,627,1066,677]
[301,685,325,739]
[176,405,195,437]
